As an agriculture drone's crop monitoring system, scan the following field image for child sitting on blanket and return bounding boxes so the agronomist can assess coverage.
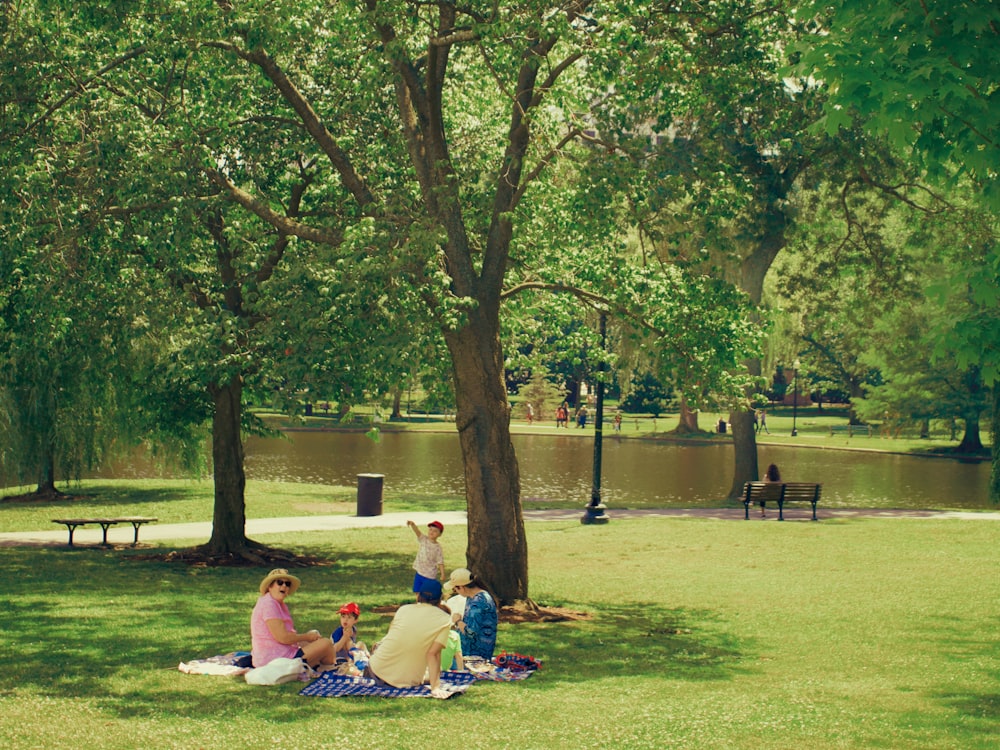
[327,602,371,676]
[331,602,367,663]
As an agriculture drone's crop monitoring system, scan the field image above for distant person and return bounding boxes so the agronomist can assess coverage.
[365,579,452,691]
[556,402,569,428]
[760,463,781,518]
[759,409,769,434]
[445,568,498,660]
[250,569,336,669]
[613,411,622,433]
[407,519,445,596]
[526,403,534,424]
[576,405,588,428]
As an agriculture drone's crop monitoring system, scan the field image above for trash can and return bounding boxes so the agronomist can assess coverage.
[717,418,727,434]
[356,473,384,517]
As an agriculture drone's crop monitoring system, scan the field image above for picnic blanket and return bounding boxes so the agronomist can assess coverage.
[178,651,253,677]
[298,670,476,699]
[298,653,540,699]
[179,650,541,696]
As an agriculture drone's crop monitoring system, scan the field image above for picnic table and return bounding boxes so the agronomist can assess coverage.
[51,516,158,546]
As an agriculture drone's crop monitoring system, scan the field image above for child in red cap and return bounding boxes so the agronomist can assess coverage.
[331,602,361,663]
[407,519,445,598]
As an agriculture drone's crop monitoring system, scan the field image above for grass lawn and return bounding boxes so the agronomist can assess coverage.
[2,507,998,749]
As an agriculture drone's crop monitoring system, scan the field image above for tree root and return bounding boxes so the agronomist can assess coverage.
[1,487,74,503]
[500,600,591,623]
[373,600,590,624]
[131,540,332,568]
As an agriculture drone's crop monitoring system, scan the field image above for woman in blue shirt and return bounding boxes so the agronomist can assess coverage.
[446,568,497,659]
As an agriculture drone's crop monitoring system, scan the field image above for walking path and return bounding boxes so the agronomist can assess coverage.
[1,507,998,548]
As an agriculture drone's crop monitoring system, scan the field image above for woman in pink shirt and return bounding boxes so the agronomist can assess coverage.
[251,568,336,668]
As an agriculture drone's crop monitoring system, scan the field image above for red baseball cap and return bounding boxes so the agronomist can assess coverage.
[428,521,444,532]
[338,602,360,616]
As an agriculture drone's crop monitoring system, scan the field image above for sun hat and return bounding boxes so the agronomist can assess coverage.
[259,568,301,595]
[428,520,444,532]
[338,602,360,616]
[445,568,473,589]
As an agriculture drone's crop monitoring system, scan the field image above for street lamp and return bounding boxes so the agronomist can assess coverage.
[582,313,610,525]
[791,358,800,437]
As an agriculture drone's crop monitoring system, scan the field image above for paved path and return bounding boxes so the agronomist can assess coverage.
[2,508,998,548]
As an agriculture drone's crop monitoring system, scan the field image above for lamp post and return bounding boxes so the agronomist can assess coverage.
[582,313,609,525]
[791,358,800,437]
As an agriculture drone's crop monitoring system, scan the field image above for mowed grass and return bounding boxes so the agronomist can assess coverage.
[1,511,998,749]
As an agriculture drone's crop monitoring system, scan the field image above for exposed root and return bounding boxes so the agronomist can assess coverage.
[1,487,76,503]
[129,540,332,568]
[500,601,590,623]
[373,600,590,624]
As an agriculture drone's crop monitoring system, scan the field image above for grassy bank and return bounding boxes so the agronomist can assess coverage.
[1,514,998,749]
[268,404,990,459]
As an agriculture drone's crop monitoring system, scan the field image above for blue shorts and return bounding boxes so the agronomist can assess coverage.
[412,572,437,593]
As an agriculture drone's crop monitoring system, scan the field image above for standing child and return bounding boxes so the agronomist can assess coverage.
[407,519,445,597]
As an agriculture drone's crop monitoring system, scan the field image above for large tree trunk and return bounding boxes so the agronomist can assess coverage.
[27,395,64,500]
[203,373,252,554]
[390,386,403,420]
[676,398,700,433]
[956,413,985,454]
[446,313,526,606]
[956,367,987,455]
[728,207,788,498]
[35,442,59,497]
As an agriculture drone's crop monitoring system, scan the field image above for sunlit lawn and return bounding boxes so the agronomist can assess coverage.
[1,511,998,749]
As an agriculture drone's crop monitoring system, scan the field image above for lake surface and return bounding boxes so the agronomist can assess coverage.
[231,430,992,510]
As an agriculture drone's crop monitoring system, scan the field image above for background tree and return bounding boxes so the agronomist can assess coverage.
[798,0,1000,208]
[798,0,1000,499]
[183,1,763,600]
[0,1,205,498]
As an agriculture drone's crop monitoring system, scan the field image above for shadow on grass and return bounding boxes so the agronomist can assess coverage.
[504,602,748,682]
[3,546,750,720]
[925,614,1000,744]
[2,483,197,510]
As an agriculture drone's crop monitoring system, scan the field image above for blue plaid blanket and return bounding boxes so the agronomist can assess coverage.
[299,670,477,698]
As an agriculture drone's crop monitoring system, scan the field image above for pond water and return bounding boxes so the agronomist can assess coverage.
[229,430,992,511]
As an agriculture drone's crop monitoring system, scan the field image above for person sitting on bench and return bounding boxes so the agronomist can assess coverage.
[761,463,781,518]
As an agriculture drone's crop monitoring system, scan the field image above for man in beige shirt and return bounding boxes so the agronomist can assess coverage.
[366,579,452,690]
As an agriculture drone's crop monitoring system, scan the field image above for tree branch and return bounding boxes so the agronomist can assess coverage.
[23,46,148,134]
[203,167,343,245]
[202,40,376,210]
[512,128,581,207]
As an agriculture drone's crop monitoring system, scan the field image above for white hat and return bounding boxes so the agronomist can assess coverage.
[445,568,473,589]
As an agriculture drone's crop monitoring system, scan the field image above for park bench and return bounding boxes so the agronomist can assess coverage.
[51,516,158,547]
[829,424,871,437]
[742,482,821,521]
